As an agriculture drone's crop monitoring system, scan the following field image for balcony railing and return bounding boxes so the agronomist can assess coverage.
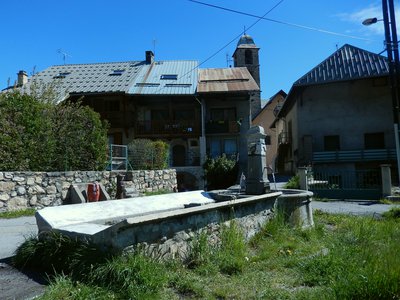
[135,120,200,136]
[313,149,396,163]
[205,121,239,134]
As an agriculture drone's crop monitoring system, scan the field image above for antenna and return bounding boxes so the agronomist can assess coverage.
[57,49,71,65]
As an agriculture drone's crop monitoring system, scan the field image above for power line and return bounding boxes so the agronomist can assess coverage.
[151,0,284,94]
[189,0,373,42]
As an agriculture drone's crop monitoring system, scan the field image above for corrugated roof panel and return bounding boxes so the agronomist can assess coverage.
[197,67,259,93]
[129,60,198,95]
[21,61,144,101]
[294,44,389,86]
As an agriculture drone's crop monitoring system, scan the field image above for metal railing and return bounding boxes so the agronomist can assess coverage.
[135,120,200,136]
[313,149,396,163]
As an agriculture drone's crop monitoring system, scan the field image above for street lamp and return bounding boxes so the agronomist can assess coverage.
[363,0,400,186]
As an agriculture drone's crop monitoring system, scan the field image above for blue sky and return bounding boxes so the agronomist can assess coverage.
[1,0,397,99]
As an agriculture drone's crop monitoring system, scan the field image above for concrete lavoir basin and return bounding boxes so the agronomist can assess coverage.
[274,189,314,228]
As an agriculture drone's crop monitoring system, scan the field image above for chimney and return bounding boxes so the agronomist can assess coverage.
[17,70,28,86]
[145,51,154,64]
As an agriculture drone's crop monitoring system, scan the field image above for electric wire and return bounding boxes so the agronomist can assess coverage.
[189,0,373,42]
[151,0,284,95]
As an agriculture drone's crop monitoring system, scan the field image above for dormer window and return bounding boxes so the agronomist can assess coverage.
[109,69,125,76]
[53,72,71,79]
[160,74,178,80]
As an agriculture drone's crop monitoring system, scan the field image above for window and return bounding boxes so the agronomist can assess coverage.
[210,108,236,122]
[245,49,253,65]
[210,140,221,158]
[224,139,237,156]
[109,69,125,76]
[209,138,237,158]
[160,74,178,80]
[53,72,71,79]
[364,132,385,149]
[324,135,340,151]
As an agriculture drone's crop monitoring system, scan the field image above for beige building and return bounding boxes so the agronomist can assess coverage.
[252,90,286,172]
[272,44,396,178]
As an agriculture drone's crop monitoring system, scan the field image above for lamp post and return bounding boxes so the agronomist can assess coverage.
[363,0,400,186]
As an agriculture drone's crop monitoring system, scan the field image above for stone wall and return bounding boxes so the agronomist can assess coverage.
[0,170,177,212]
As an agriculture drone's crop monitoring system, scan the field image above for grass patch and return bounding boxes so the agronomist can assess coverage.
[382,207,400,220]
[0,208,36,219]
[143,189,172,196]
[19,213,400,299]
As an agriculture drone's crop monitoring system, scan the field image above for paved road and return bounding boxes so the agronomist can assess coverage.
[0,216,37,260]
[312,200,399,217]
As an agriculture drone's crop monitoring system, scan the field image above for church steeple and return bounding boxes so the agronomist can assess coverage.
[233,34,261,119]
[232,34,260,89]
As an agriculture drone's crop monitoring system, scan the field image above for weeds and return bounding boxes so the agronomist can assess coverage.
[16,213,400,299]
[0,208,36,219]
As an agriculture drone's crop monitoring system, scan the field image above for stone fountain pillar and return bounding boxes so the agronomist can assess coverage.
[246,126,270,195]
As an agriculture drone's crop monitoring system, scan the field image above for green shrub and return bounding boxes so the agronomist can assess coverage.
[284,174,300,189]
[0,91,108,171]
[128,139,169,170]
[13,232,110,279]
[203,154,238,190]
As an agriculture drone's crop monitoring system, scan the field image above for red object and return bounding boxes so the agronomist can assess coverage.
[87,182,100,202]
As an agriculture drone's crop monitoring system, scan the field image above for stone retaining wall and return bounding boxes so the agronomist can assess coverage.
[0,170,177,212]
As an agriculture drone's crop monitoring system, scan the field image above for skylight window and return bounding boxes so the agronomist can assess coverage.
[109,69,125,76]
[160,74,178,80]
[53,72,71,79]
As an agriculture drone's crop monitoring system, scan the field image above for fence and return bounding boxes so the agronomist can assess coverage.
[306,168,382,200]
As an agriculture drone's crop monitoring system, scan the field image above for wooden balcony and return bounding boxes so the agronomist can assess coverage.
[205,121,239,134]
[135,120,200,137]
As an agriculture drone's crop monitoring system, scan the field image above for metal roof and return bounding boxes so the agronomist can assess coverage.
[129,60,198,95]
[21,61,143,100]
[197,67,259,93]
[294,44,389,86]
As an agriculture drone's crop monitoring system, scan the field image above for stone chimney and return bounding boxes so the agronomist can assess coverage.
[17,70,28,86]
[145,51,154,64]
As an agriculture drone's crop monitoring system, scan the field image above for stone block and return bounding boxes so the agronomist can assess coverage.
[13,176,26,183]
[16,186,26,196]
[0,181,16,192]
[4,173,13,179]
[0,194,10,201]
[7,197,28,210]
[0,172,3,180]
[46,186,57,194]
[27,177,35,185]
[30,195,37,206]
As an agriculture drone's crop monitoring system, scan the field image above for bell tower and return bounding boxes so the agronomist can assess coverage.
[233,34,261,119]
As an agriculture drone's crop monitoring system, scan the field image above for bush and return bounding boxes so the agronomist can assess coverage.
[203,154,238,190]
[0,91,108,171]
[128,139,169,170]
[284,174,300,189]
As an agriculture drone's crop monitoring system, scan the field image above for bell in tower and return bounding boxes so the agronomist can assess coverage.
[233,34,261,119]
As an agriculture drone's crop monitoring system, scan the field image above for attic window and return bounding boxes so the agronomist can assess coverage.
[160,74,178,80]
[165,83,191,87]
[53,72,71,79]
[109,69,125,76]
